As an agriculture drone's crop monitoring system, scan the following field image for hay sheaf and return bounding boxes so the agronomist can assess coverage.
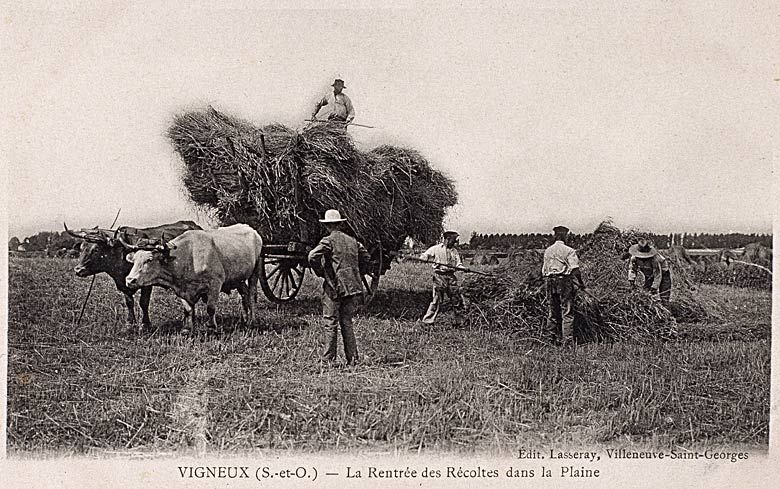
[689,262,772,290]
[168,107,458,253]
[463,222,723,342]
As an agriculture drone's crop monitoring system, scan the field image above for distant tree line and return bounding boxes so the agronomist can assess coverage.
[8,231,81,253]
[665,232,772,249]
[10,229,773,254]
[467,232,772,250]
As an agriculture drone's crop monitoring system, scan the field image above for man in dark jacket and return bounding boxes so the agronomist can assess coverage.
[308,209,370,366]
[628,239,672,306]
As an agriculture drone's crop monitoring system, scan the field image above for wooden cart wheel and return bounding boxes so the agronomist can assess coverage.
[362,243,383,304]
[259,253,306,303]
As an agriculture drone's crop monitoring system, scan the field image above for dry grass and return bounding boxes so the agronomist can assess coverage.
[689,261,772,290]
[6,256,770,456]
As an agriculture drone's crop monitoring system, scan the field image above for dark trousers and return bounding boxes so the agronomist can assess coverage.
[642,270,672,305]
[546,275,575,340]
[323,294,362,364]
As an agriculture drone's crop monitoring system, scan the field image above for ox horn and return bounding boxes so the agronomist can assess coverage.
[117,232,141,251]
[65,222,108,243]
[64,222,87,239]
[118,232,168,252]
[159,235,177,253]
[62,221,84,238]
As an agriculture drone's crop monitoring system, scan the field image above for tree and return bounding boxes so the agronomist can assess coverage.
[8,236,20,251]
[469,231,480,248]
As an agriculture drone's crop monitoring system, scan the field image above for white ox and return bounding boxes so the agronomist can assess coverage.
[123,224,263,334]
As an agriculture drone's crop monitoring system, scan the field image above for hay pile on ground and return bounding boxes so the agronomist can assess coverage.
[463,222,722,342]
[168,107,457,253]
[471,253,499,265]
[690,262,772,290]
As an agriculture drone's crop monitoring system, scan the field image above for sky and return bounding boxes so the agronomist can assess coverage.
[3,2,777,241]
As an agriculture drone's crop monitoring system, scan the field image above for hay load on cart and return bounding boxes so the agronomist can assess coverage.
[169,106,458,302]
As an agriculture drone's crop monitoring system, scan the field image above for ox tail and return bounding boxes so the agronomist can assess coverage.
[251,235,264,302]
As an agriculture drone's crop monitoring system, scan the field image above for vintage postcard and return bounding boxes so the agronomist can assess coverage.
[1,1,777,488]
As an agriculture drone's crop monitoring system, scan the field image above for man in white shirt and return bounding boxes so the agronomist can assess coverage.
[420,231,465,324]
[542,226,586,346]
[312,78,355,124]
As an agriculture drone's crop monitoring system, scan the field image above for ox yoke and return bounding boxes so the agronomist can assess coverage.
[119,220,202,243]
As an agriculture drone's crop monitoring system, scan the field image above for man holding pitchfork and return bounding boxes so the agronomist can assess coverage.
[420,230,467,324]
[311,78,355,125]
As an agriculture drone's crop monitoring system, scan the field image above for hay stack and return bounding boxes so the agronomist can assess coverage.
[578,223,721,324]
[463,222,722,342]
[168,107,458,254]
[506,249,543,265]
[690,261,771,290]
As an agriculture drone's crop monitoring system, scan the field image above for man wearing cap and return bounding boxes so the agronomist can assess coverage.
[542,226,585,346]
[628,239,672,305]
[312,79,355,124]
[420,231,466,324]
[308,209,370,366]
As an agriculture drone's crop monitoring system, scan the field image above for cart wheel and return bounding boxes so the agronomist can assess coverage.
[362,243,383,305]
[259,254,306,303]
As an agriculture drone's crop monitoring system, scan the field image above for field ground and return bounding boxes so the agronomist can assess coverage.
[6,256,771,456]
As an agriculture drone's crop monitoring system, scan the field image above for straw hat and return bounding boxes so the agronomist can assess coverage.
[628,241,658,259]
[319,209,347,223]
[443,230,459,238]
[553,225,569,234]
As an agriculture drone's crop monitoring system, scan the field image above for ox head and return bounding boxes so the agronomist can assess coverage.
[64,222,123,277]
[122,235,177,288]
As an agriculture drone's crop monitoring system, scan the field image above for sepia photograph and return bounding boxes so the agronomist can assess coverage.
[1,1,777,487]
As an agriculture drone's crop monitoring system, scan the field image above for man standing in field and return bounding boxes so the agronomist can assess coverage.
[420,231,466,324]
[308,209,370,367]
[311,78,355,125]
[628,239,672,306]
[542,226,586,346]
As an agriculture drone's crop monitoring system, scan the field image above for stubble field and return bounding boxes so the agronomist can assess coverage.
[6,256,771,456]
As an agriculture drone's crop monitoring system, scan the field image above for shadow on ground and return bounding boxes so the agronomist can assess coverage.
[363,288,432,320]
[140,310,312,339]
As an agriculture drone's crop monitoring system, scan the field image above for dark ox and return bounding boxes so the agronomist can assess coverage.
[124,224,263,334]
[741,242,772,266]
[718,243,772,267]
[65,220,202,330]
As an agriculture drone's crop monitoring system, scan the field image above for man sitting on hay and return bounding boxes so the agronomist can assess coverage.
[308,209,370,367]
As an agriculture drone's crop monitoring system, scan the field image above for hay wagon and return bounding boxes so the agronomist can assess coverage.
[169,108,458,303]
[257,228,390,304]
